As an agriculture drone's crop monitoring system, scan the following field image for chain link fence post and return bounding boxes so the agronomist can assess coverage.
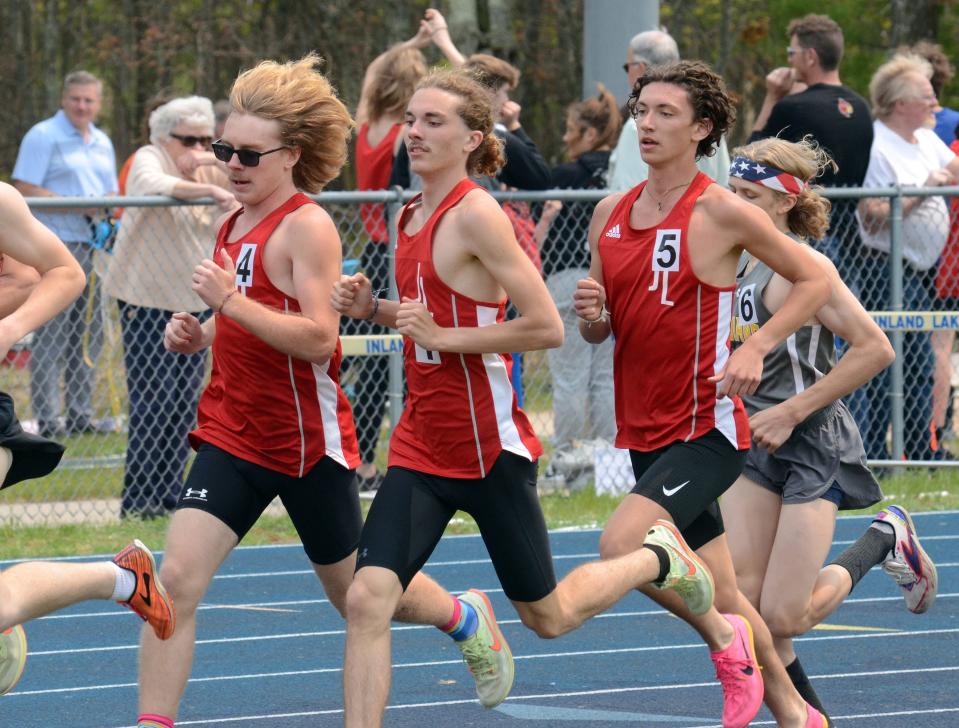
[888,188,906,465]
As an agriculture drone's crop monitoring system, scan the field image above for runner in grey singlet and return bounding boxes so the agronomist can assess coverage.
[733,249,882,510]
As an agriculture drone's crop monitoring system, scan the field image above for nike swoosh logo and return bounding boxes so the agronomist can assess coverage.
[740,665,754,675]
[662,480,691,496]
[474,593,502,652]
[140,572,153,607]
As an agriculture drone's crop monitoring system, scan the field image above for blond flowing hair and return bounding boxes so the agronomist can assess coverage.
[732,136,837,240]
[230,53,353,192]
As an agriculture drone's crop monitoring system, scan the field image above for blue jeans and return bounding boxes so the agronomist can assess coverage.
[118,301,208,514]
[849,250,934,460]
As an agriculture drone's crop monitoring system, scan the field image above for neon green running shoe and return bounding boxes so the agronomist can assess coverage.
[0,624,27,695]
[455,589,514,708]
[645,519,715,615]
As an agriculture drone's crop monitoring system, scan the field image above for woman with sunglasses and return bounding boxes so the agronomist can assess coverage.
[103,95,236,520]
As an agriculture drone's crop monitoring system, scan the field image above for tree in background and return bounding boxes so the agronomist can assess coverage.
[0,1,956,183]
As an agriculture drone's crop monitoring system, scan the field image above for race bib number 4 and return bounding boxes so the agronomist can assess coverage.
[235,243,257,290]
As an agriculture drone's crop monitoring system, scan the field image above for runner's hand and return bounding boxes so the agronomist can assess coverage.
[709,342,763,398]
[749,401,801,452]
[573,276,606,322]
[397,297,443,349]
[331,273,374,319]
[164,312,205,354]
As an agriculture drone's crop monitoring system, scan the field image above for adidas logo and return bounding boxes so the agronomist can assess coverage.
[605,224,621,238]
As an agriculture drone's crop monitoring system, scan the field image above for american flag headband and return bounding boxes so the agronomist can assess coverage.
[728,156,807,195]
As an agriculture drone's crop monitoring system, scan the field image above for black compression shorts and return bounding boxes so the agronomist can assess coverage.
[629,429,747,551]
[357,451,557,603]
[178,443,361,565]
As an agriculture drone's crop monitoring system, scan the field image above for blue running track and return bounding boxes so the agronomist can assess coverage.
[1,511,956,726]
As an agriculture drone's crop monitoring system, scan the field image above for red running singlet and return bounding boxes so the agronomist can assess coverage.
[190,193,360,476]
[356,122,401,243]
[598,173,750,452]
[388,178,543,478]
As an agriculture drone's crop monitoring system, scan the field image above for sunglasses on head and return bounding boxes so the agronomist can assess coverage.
[170,133,212,148]
[211,141,288,167]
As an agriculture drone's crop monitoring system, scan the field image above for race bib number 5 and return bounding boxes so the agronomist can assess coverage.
[649,229,681,306]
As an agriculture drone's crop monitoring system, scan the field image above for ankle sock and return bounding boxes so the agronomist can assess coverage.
[785,657,830,721]
[137,715,174,728]
[644,544,671,584]
[441,595,478,641]
[829,525,894,591]
[110,561,136,602]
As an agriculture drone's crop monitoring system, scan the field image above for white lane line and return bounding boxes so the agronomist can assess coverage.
[90,668,959,726]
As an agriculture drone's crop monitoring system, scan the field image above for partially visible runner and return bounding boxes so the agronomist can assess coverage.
[334,69,742,728]
[576,62,833,728]
[0,183,174,696]
[722,136,936,724]
[135,55,495,728]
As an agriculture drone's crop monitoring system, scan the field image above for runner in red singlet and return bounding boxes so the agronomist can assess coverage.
[333,69,729,728]
[576,62,833,728]
[134,55,477,728]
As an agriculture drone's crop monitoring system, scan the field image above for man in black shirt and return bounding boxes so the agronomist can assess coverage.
[750,14,872,281]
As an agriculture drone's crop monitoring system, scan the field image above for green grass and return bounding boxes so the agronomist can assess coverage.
[2,471,955,561]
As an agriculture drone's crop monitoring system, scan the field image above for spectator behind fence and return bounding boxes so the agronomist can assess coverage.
[607,29,730,191]
[908,41,959,146]
[102,96,236,518]
[12,70,118,438]
[350,33,429,491]
[390,8,551,192]
[856,54,959,461]
[750,14,873,277]
[534,85,619,487]
[932,123,959,452]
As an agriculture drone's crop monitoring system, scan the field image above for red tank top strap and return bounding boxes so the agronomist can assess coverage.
[216,193,315,252]
[399,178,482,240]
[671,172,712,217]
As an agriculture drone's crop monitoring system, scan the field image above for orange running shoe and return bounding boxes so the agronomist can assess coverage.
[112,540,176,640]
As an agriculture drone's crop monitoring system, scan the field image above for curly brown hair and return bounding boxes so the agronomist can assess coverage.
[415,70,505,177]
[627,61,735,160]
[230,53,354,193]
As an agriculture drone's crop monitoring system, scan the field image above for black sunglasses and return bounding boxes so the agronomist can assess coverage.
[211,141,288,167]
[170,133,212,148]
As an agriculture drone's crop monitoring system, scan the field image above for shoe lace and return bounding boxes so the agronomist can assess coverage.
[712,651,753,698]
[459,634,495,677]
[883,558,919,586]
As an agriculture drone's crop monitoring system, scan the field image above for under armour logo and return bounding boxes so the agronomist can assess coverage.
[359,548,368,560]
[184,487,208,500]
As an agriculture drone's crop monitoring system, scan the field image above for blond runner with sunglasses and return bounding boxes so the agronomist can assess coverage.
[133,56,500,728]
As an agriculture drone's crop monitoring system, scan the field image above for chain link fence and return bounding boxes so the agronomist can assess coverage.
[2,186,958,526]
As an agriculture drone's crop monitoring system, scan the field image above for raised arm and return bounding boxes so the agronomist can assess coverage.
[712,195,831,397]
[193,206,343,363]
[356,26,432,127]
[750,253,895,451]
[423,9,466,67]
[0,183,86,355]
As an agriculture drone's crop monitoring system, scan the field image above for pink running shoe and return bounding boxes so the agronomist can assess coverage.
[805,701,828,727]
[710,613,764,728]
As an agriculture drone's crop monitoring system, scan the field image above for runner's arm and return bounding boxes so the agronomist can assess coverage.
[750,254,894,450]
[197,207,342,363]
[396,193,562,354]
[0,183,86,355]
[575,194,621,344]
